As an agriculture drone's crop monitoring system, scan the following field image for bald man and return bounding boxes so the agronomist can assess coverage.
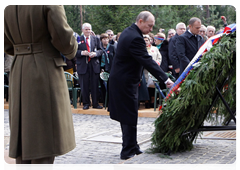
[108,11,174,160]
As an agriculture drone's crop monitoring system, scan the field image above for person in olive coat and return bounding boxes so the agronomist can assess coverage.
[108,11,174,160]
[4,5,78,164]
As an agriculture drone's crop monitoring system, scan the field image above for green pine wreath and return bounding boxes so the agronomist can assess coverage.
[150,31,236,154]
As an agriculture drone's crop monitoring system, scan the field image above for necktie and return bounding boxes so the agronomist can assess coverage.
[86,37,91,62]
[86,37,90,52]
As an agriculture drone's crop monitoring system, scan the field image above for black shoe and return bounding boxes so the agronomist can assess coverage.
[120,154,135,160]
[83,105,89,110]
[92,105,103,109]
[145,102,150,108]
[136,149,143,155]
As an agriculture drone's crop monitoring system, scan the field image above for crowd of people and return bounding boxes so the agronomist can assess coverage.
[5,14,228,109]
[4,5,230,164]
[62,15,228,109]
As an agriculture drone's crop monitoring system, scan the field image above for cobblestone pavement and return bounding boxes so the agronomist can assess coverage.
[4,109,236,165]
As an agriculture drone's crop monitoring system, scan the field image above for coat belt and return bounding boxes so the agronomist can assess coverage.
[14,43,42,55]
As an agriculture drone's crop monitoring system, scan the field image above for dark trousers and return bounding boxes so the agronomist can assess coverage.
[99,78,106,104]
[16,156,55,170]
[78,61,100,107]
[120,123,140,157]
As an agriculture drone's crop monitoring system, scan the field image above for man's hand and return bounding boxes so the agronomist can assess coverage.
[82,50,89,56]
[166,79,174,89]
[89,52,96,58]
[175,68,180,73]
[221,16,227,24]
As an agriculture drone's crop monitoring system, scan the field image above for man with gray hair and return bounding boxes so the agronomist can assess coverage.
[199,25,207,41]
[206,25,216,38]
[167,28,176,41]
[168,22,186,79]
[109,11,174,160]
[176,17,204,74]
[75,23,103,110]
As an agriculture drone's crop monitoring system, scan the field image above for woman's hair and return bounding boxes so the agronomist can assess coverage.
[116,32,121,41]
[143,34,150,40]
[100,33,109,41]
[148,32,154,40]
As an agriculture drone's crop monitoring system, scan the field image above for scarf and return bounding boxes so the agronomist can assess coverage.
[101,44,110,70]
[156,42,163,50]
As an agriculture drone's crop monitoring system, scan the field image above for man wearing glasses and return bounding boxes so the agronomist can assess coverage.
[106,29,118,50]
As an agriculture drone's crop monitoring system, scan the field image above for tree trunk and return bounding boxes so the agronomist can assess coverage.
[206,5,210,24]
[79,5,83,27]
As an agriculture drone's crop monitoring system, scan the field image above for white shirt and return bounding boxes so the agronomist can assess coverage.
[188,30,197,37]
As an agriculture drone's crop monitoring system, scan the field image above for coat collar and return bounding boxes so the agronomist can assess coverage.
[184,30,203,43]
[186,30,201,39]
[186,30,195,38]
[131,23,143,37]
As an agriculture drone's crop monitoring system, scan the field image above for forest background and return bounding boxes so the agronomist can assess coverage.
[63,5,236,36]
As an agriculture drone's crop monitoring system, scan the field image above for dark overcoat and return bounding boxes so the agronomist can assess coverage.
[108,23,168,126]
[176,31,204,74]
[168,33,180,70]
[4,5,78,160]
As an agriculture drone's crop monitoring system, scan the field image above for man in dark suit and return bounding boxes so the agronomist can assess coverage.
[168,22,186,79]
[176,17,205,74]
[75,23,103,110]
[108,11,174,160]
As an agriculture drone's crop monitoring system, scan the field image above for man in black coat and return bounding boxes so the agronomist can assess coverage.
[176,17,205,74]
[75,23,103,109]
[108,11,174,160]
[168,22,186,79]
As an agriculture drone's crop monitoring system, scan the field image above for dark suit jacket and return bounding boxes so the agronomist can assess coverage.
[75,35,103,74]
[168,33,180,69]
[108,23,168,125]
[176,31,204,74]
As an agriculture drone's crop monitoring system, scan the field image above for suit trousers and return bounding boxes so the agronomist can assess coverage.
[120,123,140,157]
[78,61,100,107]
[16,156,55,170]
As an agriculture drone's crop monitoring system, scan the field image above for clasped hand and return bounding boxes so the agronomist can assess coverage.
[82,50,96,58]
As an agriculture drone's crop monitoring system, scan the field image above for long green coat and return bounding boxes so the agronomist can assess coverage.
[4,5,78,160]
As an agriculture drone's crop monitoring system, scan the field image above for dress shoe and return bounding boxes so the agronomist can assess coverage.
[136,149,143,155]
[145,102,150,108]
[120,154,135,160]
[83,105,89,110]
[92,105,103,109]
[150,103,154,108]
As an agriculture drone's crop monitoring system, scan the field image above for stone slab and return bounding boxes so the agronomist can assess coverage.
[82,131,152,144]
